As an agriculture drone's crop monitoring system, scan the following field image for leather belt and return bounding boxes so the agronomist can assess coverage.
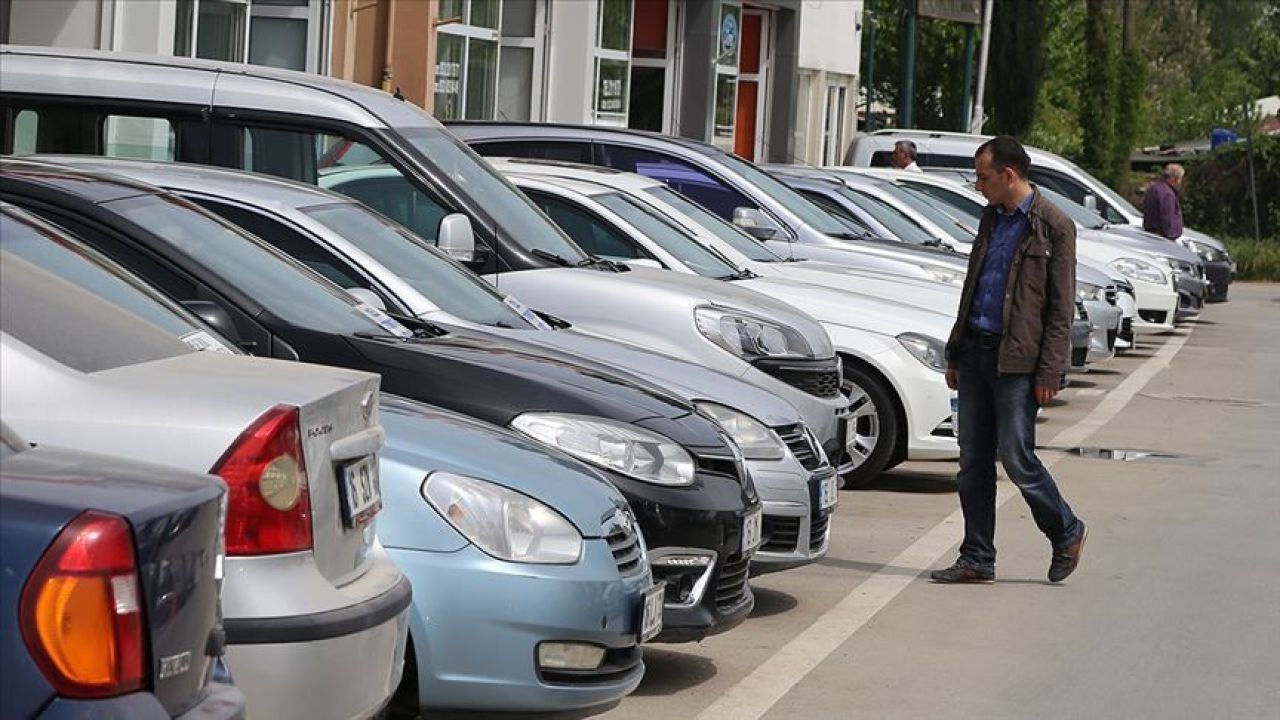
[967,329,1003,351]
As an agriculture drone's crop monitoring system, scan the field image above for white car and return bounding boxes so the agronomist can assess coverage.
[496,165,962,487]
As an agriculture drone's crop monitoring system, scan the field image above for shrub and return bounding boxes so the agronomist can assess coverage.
[1223,236,1280,282]
[1182,134,1280,241]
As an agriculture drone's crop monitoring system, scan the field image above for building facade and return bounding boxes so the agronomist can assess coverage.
[795,0,862,166]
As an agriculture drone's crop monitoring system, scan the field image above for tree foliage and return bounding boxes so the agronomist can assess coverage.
[1079,0,1118,185]
[983,0,1046,137]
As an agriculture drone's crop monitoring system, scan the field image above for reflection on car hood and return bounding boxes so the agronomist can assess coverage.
[761,261,960,316]
[1087,226,1200,263]
[736,276,954,341]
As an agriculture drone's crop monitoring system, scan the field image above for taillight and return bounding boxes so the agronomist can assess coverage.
[19,511,146,698]
[212,404,313,555]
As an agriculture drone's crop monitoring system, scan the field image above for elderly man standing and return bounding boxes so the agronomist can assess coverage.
[891,140,923,172]
[1143,163,1185,240]
[931,135,1087,585]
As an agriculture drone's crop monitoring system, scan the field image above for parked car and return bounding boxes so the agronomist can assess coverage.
[847,129,1233,301]
[0,422,245,720]
[0,204,409,720]
[0,159,760,642]
[0,47,852,464]
[491,164,963,487]
[46,155,838,575]
[377,395,659,712]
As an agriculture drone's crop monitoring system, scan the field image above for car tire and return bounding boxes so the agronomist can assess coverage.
[838,363,901,490]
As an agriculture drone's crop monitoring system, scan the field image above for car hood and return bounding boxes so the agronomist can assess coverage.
[375,395,629,545]
[735,276,955,341]
[345,326,730,450]
[759,261,960,316]
[1084,226,1200,264]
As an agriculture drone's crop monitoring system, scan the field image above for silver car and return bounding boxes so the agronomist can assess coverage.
[0,205,409,720]
[41,157,840,574]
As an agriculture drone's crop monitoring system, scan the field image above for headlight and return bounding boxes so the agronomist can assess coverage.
[896,332,947,372]
[422,471,583,564]
[1109,257,1167,286]
[922,266,966,286]
[695,402,786,461]
[1076,280,1103,303]
[1155,255,1196,277]
[511,413,696,486]
[694,306,818,360]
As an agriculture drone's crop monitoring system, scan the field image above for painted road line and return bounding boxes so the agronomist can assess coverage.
[695,328,1196,720]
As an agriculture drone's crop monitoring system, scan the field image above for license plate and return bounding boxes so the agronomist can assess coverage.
[340,455,382,528]
[741,507,763,555]
[639,582,665,643]
[816,472,839,511]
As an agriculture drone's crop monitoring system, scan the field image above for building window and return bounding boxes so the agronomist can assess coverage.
[436,0,504,120]
[823,84,848,166]
[712,2,742,151]
[593,0,633,127]
[174,0,324,73]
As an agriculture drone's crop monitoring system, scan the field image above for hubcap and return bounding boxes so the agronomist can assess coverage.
[840,380,880,472]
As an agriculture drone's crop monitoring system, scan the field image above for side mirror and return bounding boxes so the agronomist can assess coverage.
[1083,194,1098,212]
[182,300,243,346]
[437,213,476,263]
[625,258,664,270]
[732,207,781,241]
[345,287,386,311]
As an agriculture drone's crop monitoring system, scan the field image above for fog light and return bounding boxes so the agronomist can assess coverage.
[651,554,712,568]
[538,642,606,671]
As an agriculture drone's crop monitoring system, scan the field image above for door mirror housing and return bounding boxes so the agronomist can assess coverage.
[732,207,781,241]
[1083,194,1098,212]
[437,213,476,262]
[182,300,242,346]
[345,287,386,311]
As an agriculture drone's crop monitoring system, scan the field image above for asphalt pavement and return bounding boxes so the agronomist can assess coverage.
[444,283,1280,720]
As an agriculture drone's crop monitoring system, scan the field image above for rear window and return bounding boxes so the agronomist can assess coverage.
[0,212,209,373]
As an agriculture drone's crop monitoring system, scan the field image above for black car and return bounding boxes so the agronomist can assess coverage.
[1,159,759,642]
[0,422,244,719]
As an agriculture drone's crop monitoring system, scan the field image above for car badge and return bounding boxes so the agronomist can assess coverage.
[611,507,633,535]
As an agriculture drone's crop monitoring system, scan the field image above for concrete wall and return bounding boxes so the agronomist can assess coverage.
[797,0,861,76]
[674,0,715,141]
[112,0,176,55]
[765,2,800,163]
[543,0,596,124]
[6,0,100,49]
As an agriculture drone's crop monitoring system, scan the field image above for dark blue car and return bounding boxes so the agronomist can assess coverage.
[0,423,245,719]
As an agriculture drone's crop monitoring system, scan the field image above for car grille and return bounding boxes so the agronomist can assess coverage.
[1119,317,1134,342]
[1139,309,1168,324]
[775,424,825,471]
[540,645,642,686]
[605,520,644,576]
[810,513,830,553]
[714,554,751,612]
[754,357,843,399]
[761,515,801,553]
[1104,285,1118,306]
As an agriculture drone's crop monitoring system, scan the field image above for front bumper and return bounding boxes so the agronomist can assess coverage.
[1070,318,1092,369]
[1131,279,1179,332]
[1204,259,1232,302]
[749,464,837,574]
[1174,273,1208,320]
[868,342,958,461]
[741,359,851,466]
[1082,300,1121,363]
[388,541,650,712]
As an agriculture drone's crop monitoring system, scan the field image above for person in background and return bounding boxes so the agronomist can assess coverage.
[891,140,924,172]
[933,135,1087,585]
[1142,163,1185,240]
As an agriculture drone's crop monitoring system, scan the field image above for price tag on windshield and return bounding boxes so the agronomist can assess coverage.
[354,303,415,339]
[502,295,554,331]
[179,330,236,354]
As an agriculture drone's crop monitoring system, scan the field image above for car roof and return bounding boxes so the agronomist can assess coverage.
[0,157,164,203]
[504,172,617,198]
[488,157,662,193]
[445,120,722,156]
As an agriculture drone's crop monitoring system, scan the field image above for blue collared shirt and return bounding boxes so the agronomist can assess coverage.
[968,191,1035,334]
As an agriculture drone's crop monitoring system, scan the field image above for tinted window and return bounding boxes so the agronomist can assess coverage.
[902,182,984,225]
[301,203,536,329]
[593,192,741,278]
[713,155,852,235]
[837,186,940,246]
[596,144,757,219]
[644,185,782,262]
[477,141,592,163]
[325,176,450,244]
[102,194,393,336]
[880,182,973,243]
[800,189,868,230]
[524,190,645,260]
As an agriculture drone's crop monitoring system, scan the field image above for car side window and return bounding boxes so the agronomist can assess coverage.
[332,177,451,245]
[523,191,645,260]
[474,141,593,163]
[800,189,859,224]
[1,104,204,160]
[594,144,758,220]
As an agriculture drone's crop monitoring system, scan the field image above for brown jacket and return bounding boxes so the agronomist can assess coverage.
[944,188,1077,386]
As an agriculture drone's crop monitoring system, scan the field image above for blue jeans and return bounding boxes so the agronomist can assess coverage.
[955,341,1083,573]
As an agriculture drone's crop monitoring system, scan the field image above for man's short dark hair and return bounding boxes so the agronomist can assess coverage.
[975,135,1031,178]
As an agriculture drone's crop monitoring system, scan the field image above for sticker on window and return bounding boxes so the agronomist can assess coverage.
[354,303,415,339]
[179,330,236,354]
[502,295,554,331]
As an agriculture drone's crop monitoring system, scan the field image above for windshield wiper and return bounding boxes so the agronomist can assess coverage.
[576,255,628,272]
[530,248,575,267]
[723,267,759,281]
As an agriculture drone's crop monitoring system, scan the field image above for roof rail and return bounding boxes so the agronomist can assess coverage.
[869,128,993,141]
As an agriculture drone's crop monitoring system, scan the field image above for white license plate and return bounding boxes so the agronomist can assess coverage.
[741,507,763,555]
[340,455,382,528]
[639,582,665,643]
[817,472,839,511]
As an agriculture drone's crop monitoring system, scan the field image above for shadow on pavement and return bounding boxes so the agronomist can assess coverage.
[424,701,621,720]
[818,556,927,577]
[853,467,956,494]
[1085,368,1123,375]
[749,586,799,618]
[629,648,718,696]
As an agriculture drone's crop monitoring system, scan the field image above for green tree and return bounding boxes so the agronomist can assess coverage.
[1025,0,1086,158]
[983,0,1047,137]
[1079,0,1118,185]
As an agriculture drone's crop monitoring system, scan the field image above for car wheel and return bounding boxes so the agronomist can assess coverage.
[837,363,901,489]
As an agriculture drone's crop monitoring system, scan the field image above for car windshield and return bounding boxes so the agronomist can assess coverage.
[593,191,743,279]
[103,194,400,337]
[711,153,851,235]
[643,186,782,262]
[835,185,941,246]
[1038,186,1110,229]
[395,126,589,262]
[1,211,229,372]
[302,202,537,329]
[877,181,974,244]
[1060,155,1141,218]
[899,180,985,226]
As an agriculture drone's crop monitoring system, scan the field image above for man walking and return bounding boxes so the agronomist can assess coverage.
[1143,163,1185,240]
[891,140,923,172]
[932,136,1087,584]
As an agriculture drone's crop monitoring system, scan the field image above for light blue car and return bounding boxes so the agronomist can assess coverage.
[375,395,660,713]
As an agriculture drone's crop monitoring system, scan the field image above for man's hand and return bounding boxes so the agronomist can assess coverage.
[945,365,959,391]
[1034,383,1059,405]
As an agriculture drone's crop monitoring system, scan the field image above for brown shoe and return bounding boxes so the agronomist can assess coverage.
[930,560,995,584]
[1048,525,1088,583]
